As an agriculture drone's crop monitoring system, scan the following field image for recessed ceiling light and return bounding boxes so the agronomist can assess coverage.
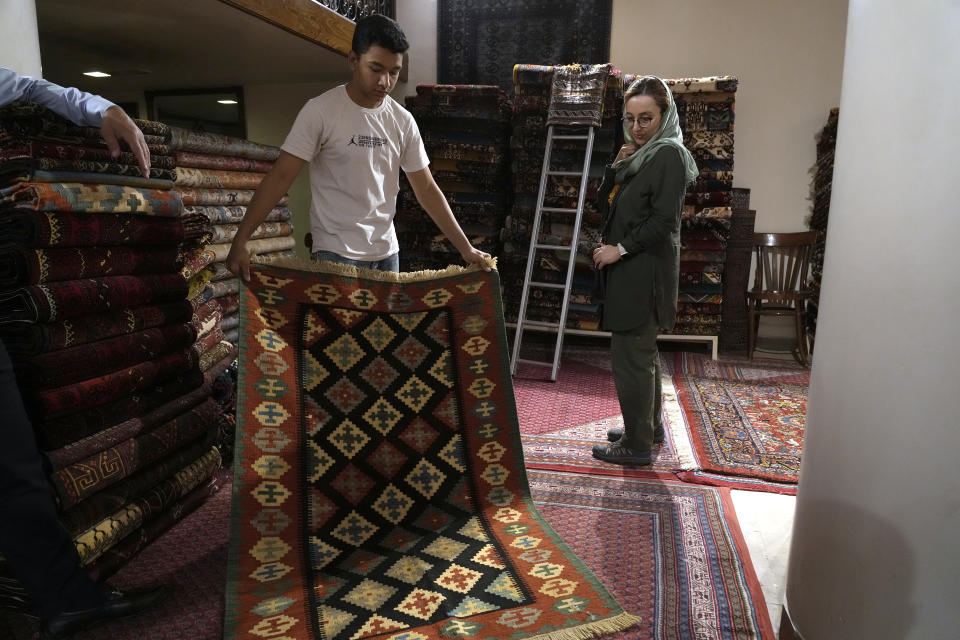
[83,71,111,78]
[217,99,238,105]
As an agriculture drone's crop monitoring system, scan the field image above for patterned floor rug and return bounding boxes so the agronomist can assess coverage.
[517,363,695,479]
[669,354,807,492]
[224,260,639,640]
[514,347,804,493]
[529,470,775,639]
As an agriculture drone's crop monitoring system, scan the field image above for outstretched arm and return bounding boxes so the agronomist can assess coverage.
[225,151,306,282]
[405,167,492,271]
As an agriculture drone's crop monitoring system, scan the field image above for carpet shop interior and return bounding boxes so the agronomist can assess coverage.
[0,1,957,640]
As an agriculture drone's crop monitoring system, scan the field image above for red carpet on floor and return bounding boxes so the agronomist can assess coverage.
[669,353,806,490]
[0,347,796,638]
[529,470,775,639]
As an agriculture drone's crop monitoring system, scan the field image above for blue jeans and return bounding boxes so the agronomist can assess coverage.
[311,250,399,273]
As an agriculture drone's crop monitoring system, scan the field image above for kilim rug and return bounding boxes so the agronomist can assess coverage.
[667,353,808,493]
[528,470,775,639]
[224,260,640,640]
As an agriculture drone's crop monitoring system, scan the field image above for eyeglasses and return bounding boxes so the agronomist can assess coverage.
[622,115,655,129]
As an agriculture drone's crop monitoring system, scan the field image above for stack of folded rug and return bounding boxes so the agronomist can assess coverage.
[170,127,296,346]
[0,102,234,609]
[397,84,512,271]
[501,63,622,331]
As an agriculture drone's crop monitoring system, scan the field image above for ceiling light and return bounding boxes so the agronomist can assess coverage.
[217,99,238,105]
[82,71,111,78]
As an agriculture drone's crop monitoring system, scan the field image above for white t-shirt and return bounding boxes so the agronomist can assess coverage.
[281,85,429,260]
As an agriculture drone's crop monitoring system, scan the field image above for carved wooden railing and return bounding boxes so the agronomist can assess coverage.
[217,0,395,56]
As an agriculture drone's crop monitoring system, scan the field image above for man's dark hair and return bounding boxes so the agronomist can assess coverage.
[351,15,409,55]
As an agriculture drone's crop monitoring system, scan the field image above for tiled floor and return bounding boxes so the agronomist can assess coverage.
[730,490,797,637]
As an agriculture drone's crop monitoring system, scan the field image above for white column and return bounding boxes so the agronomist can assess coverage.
[0,0,41,76]
[784,1,960,639]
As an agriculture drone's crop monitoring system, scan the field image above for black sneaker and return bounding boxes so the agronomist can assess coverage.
[42,586,168,638]
[591,443,652,465]
[606,426,665,444]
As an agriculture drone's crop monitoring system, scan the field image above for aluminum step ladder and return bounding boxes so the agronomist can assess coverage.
[509,125,596,381]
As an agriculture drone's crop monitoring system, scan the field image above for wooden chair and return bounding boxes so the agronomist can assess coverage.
[747,232,817,365]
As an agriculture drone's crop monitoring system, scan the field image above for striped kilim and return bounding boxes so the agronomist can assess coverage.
[224,259,639,640]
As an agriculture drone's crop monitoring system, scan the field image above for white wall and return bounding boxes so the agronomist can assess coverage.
[395,0,437,99]
[392,0,847,235]
[610,0,847,234]
[0,0,41,76]
[784,1,960,638]
[245,79,347,258]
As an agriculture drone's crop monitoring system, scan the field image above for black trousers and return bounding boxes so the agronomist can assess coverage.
[0,338,103,619]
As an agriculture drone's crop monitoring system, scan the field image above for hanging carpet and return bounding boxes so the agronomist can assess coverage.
[438,0,612,90]
[224,260,639,640]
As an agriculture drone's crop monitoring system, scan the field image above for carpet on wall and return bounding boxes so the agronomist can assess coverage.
[667,353,808,493]
[223,259,639,640]
[529,469,776,639]
[437,0,612,90]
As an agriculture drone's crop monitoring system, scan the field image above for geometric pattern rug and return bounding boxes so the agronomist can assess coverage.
[529,470,776,639]
[668,353,807,494]
[224,260,639,640]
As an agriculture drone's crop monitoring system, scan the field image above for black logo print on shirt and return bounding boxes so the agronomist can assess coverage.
[347,135,386,148]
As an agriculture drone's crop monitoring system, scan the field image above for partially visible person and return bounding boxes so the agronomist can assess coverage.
[0,67,165,638]
[0,66,151,178]
[590,75,698,466]
[225,15,490,281]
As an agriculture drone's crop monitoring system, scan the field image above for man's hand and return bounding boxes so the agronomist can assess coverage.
[225,239,252,283]
[100,106,151,178]
[461,246,493,272]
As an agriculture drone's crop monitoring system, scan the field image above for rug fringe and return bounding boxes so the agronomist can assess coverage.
[525,612,641,640]
[662,372,698,471]
[250,255,498,283]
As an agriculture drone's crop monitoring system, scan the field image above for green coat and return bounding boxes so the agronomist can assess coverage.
[597,145,686,332]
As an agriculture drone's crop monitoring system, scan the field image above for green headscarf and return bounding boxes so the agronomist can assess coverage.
[613,75,699,186]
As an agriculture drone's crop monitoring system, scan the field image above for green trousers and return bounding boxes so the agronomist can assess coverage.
[611,319,662,452]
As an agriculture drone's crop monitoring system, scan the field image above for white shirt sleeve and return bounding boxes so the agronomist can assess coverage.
[281,98,323,162]
[0,66,115,127]
[399,113,430,173]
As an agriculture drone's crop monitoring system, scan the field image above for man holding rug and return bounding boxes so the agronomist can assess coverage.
[225,14,491,279]
[0,67,167,638]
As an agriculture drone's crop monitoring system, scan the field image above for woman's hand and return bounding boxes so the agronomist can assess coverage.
[592,244,621,269]
[614,143,639,163]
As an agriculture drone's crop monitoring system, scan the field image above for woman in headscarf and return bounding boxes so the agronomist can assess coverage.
[591,75,698,465]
